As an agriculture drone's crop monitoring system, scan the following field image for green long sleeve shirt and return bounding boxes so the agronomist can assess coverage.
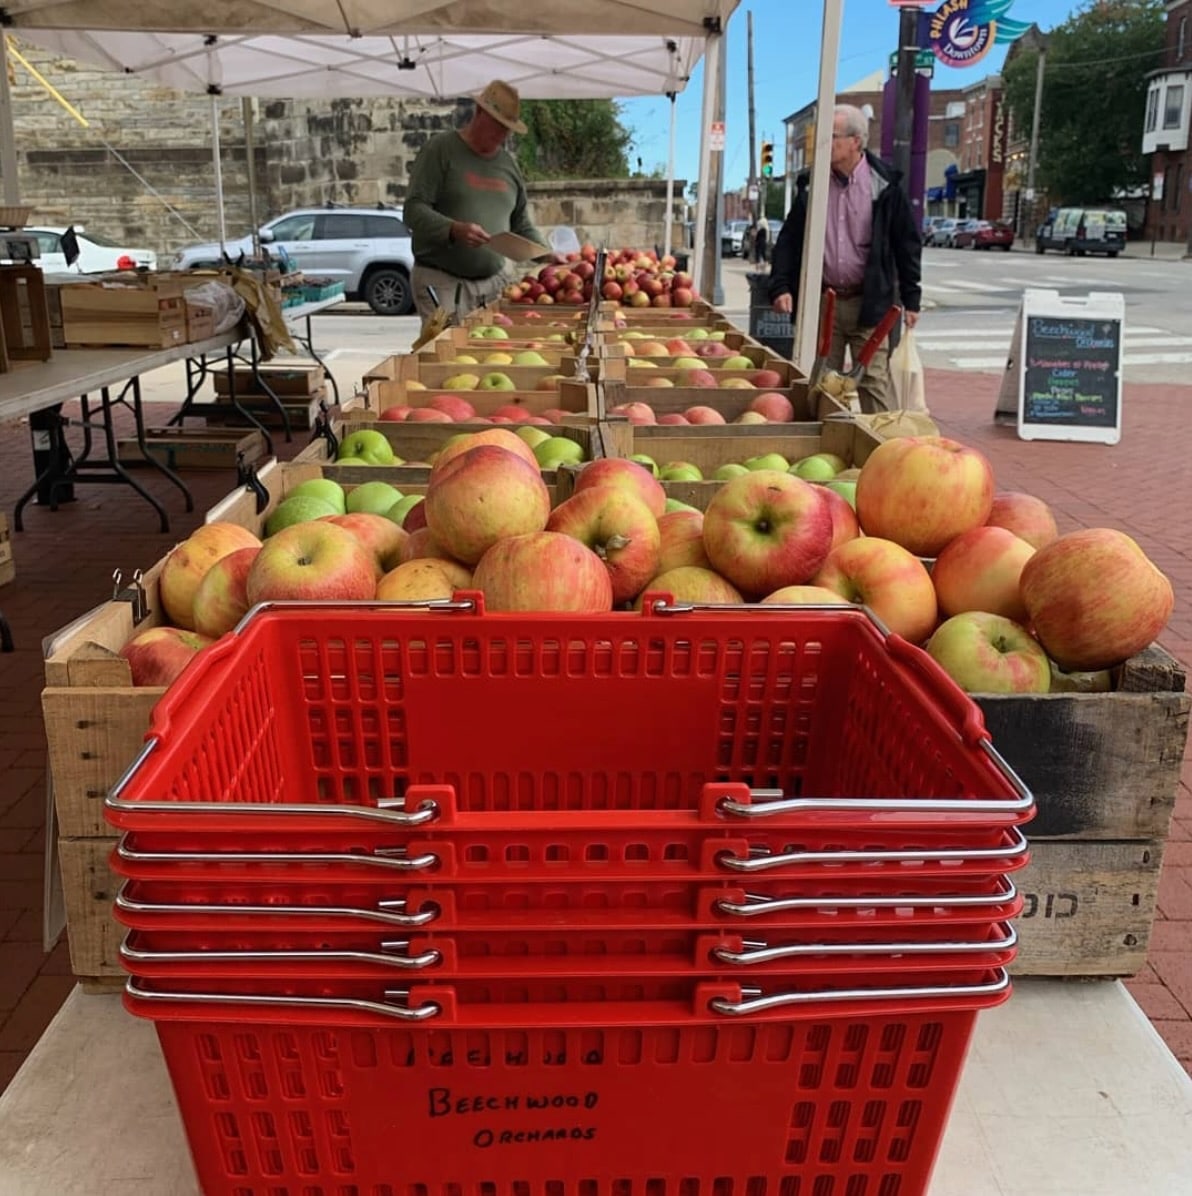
[404,130,547,280]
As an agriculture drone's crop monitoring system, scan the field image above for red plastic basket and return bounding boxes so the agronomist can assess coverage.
[106,602,1032,831]
[125,977,1001,1196]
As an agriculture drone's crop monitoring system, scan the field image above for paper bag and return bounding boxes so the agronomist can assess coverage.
[890,327,929,413]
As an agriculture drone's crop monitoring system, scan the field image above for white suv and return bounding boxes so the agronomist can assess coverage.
[172,206,415,315]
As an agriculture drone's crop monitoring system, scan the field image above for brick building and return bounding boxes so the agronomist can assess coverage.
[1142,0,1192,246]
[950,75,1010,222]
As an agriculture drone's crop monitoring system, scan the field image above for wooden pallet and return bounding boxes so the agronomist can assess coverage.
[116,426,268,471]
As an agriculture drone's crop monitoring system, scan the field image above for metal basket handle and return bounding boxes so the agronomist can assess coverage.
[710,969,1010,1016]
[120,935,441,970]
[115,888,441,927]
[125,980,440,1021]
[717,788,1034,819]
[115,841,439,872]
[717,826,1029,872]
[711,922,1017,965]
[715,876,1017,917]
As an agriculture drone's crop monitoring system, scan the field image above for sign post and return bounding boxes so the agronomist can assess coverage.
[995,290,1125,445]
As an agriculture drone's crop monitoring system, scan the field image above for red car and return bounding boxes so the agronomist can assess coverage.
[954,220,1015,251]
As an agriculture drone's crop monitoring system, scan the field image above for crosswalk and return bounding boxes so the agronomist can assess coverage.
[915,323,1192,370]
[923,274,1126,297]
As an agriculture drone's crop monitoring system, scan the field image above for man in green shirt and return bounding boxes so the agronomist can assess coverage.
[405,80,550,326]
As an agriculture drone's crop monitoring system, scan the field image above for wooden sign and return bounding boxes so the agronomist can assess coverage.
[994,290,1124,445]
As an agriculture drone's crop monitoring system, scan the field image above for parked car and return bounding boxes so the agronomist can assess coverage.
[927,218,960,247]
[172,205,415,315]
[721,220,748,256]
[922,215,949,240]
[954,220,1014,251]
[1035,207,1127,257]
[26,226,157,273]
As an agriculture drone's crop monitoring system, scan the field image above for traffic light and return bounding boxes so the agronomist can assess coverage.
[760,141,774,178]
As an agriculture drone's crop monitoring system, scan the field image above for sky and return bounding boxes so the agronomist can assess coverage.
[618,0,1085,191]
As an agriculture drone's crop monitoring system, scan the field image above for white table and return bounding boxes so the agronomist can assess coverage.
[1,980,1189,1196]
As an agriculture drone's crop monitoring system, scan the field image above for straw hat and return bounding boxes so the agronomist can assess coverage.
[475,80,528,136]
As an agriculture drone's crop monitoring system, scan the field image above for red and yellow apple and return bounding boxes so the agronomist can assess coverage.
[985,491,1059,551]
[472,531,613,611]
[572,458,667,519]
[160,522,262,631]
[120,626,214,688]
[191,545,260,639]
[376,558,473,601]
[633,566,744,609]
[657,509,712,572]
[245,522,378,604]
[926,612,1051,694]
[932,525,1035,622]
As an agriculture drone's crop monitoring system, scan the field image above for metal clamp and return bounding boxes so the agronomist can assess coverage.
[120,935,441,971]
[115,888,441,927]
[709,969,1010,1016]
[111,568,150,626]
[715,876,1017,918]
[236,458,270,514]
[310,409,339,458]
[125,981,440,1021]
[116,841,439,872]
[711,922,1017,965]
[717,826,1029,873]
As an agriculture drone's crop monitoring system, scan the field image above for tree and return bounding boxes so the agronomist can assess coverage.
[514,100,632,180]
[1003,1,1165,205]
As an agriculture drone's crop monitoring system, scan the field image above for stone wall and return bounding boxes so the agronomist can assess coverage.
[4,42,686,256]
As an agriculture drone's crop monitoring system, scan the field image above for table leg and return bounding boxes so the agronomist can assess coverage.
[300,312,340,406]
[248,339,292,442]
[225,346,276,455]
[128,376,193,512]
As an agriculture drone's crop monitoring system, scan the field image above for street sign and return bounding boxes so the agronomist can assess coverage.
[1153,173,1165,201]
[888,48,936,75]
[747,185,759,201]
[709,121,725,151]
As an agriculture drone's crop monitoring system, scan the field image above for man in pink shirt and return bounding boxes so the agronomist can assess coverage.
[769,105,922,412]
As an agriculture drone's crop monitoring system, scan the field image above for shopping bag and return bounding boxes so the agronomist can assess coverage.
[890,327,929,413]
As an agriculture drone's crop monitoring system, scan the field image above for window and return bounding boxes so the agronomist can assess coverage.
[33,232,62,254]
[1163,83,1185,130]
[268,214,316,242]
[944,122,959,148]
[1177,163,1185,214]
[363,214,409,238]
[1179,16,1187,62]
[1146,87,1160,134]
[320,214,370,239]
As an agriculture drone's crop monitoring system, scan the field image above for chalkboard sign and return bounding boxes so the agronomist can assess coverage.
[995,290,1124,445]
[746,272,794,359]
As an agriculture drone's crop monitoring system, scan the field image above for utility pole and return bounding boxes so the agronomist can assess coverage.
[699,29,727,307]
[1024,27,1049,241]
[747,10,758,221]
[891,7,919,186]
[0,35,21,204]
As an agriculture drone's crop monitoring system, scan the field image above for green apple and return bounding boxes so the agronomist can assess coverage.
[816,453,848,473]
[792,454,838,482]
[335,456,367,466]
[660,461,704,482]
[687,328,710,341]
[630,454,659,477]
[673,356,705,370]
[442,372,480,390]
[339,429,396,466]
[515,426,554,449]
[346,481,404,515]
[479,326,509,340]
[825,479,858,509]
[478,372,516,391]
[288,478,346,514]
[664,498,701,513]
[721,355,754,370]
[534,436,585,468]
[513,350,549,366]
[265,494,338,537]
[713,463,750,481]
[707,330,727,342]
[386,494,424,526]
[745,453,790,472]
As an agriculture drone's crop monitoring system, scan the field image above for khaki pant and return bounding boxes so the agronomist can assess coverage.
[412,262,515,329]
[827,293,895,414]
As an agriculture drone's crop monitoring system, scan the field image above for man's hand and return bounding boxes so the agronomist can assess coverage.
[904,310,920,330]
[450,221,490,248]
[772,293,793,315]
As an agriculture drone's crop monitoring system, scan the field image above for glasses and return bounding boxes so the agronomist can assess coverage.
[831,132,859,140]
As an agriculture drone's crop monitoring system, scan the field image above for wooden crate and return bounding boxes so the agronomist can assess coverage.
[185,301,216,344]
[398,355,605,391]
[204,391,327,431]
[0,513,14,587]
[116,426,268,471]
[58,278,188,348]
[57,837,124,985]
[214,363,326,397]
[0,265,53,371]
[601,378,827,426]
[361,377,599,420]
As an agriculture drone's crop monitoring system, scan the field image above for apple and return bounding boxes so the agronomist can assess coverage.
[121,626,214,688]
[602,281,623,301]
[745,453,789,472]
[338,428,396,465]
[673,357,705,370]
[346,481,404,516]
[540,408,570,423]
[926,613,1051,695]
[376,558,473,602]
[191,546,260,639]
[429,394,476,421]
[634,566,743,609]
[535,437,585,468]
[985,491,1059,550]
[813,537,938,643]
[402,498,429,533]
[546,486,662,604]
[825,479,857,509]
[160,522,263,630]
[492,404,532,423]
[697,342,733,359]
[631,454,661,475]
[324,513,409,574]
[405,381,427,391]
[431,428,538,475]
[684,406,727,425]
[644,378,676,389]
[657,509,712,572]
[452,355,480,365]
[1019,528,1174,670]
[610,402,657,426]
[750,370,785,390]
[721,379,756,390]
[734,412,767,425]
[714,463,750,481]
[386,495,424,527]
[246,521,378,604]
[536,375,569,392]
[478,372,516,391]
[472,532,613,612]
[424,445,551,565]
[513,350,549,366]
[516,426,554,450]
[748,392,795,422]
[400,527,457,564]
[681,369,719,389]
[660,462,703,482]
[289,478,346,514]
[820,486,861,551]
[265,494,340,537]
[626,359,658,369]
[761,585,852,605]
[483,352,514,366]
[720,355,754,371]
[672,287,694,307]
[792,455,838,482]
[665,338,695,356]
[932,526,1035,622]
[637,341,670,357]
[574,458,667,517]
[702,471,834,599]
[855,436,995,558]
[378,406,412,422]
[407,408,453,424]
[657,416,689,427]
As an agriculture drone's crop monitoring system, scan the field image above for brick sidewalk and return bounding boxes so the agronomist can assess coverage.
[0,373,1189,1093]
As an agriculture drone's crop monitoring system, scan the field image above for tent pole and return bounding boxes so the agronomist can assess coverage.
[211,93,227,251]
[794,0,844,372]
[692,28,722,300]
[0,35,21,205]
[664,91,676,259]
[242,96,260,258]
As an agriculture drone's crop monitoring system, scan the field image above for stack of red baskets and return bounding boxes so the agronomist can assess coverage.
[105,597,1033,1196]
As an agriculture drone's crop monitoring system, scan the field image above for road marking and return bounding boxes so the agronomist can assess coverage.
[930,351,1192,370]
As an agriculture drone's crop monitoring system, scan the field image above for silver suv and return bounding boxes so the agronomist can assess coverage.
[171,206,415,315]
